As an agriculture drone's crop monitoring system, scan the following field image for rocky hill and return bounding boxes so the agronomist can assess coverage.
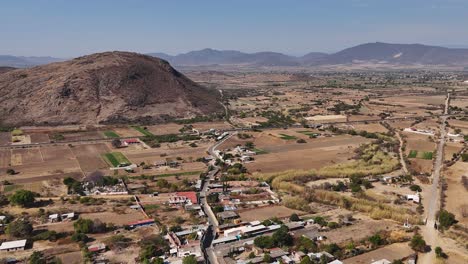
[0,52,222,126]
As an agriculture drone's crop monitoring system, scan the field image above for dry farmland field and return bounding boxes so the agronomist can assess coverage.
[70,143,111,173]
[238,205,305,222]
[235,131,372,173]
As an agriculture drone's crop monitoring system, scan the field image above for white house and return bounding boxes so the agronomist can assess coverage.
[0,239,27,252]
[406,193,420,204]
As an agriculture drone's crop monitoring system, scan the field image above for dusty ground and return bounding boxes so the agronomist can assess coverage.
[444,161,468,226]
[239,132,371,173]
[70,143,110,174]
[343,242,414,264]
[237,205,305,222]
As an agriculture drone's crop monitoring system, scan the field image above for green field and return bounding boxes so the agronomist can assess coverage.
[421,152,433,160]
[408,150,433,160]
[155,171,203,178]
[3,184,22,193]
[279,133,297,140]
[408,150,418,158]
[131,126,154,137]
[253,148,268,155]
[102,152,131,167]
[298,131,319,138]
[103,131,120,138]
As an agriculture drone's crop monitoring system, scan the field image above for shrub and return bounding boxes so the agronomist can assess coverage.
[289,213,300,222]
[182,255,197,264]
[437,210,457,229]
[369,234,384,247]
[409,184,422,192]
[409,234,427,252]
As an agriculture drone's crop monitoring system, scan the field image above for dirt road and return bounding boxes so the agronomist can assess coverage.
[419,92,449,263]
[396,132,408,174]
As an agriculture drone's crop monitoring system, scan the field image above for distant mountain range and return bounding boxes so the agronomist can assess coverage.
[0,55,64,67]
[147,42,468,67]
[3,42,468,68]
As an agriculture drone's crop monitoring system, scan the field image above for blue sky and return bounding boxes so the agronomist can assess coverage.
[1,0,467,57]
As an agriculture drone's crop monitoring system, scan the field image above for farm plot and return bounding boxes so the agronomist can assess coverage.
[0,149,11,168]
[29,133,50,143]
[11,148,44,164]
[444,142,464,161]
[123,142,210,164]
[102,152,131,167]
[404,133,435,153]
[190,121,233,132]
[350,123,388,133]
[80,211,145,226]
[0,132,11,145]
[444,161,468,225]
[238,205,305,222]
[408,150,433,160]
[131,126,154,136]
[70,143,110,173]
[52,131,104,141]
[103,130,120,138]
[344,243,413,264]
[245,134,371,173]
[1,146,81,180]
[145,123,184,135]
[112,127,146,137]
[278,133,297,140]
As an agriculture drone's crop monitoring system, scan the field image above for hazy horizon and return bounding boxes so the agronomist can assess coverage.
[1,0,468,57]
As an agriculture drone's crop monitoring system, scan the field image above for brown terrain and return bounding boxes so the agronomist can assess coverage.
[0,52,222,126]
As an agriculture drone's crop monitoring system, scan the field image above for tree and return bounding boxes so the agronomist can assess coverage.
[6,219,33,238]
[182,255,198,264]
[9,189,36,207]
[409,234,427,252]
[272,226,293,247]
[138,235,170,262]
[289,213,300,222]
[73,218,94,234]
[295,236,317,253]
[254,236,275,249]
[29,251,46,264]
[111,139,122,148]
[299,256,312,264]
[437,210,457,229]
[263,253,272,263]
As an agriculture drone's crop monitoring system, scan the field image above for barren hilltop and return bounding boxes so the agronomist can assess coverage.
[0,51,222,126]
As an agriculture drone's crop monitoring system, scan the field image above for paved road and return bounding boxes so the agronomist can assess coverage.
[201,132,238,264]
[419,92,449,263]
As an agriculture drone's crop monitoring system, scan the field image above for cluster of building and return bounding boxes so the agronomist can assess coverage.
[82,179,128,195]
[165,225,207,263]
